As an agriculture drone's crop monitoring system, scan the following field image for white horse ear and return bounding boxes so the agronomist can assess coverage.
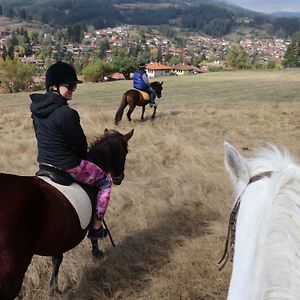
[224,142,249,183]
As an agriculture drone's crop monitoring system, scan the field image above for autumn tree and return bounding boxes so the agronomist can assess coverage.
[0,58,34,92]
[226,45,249,69]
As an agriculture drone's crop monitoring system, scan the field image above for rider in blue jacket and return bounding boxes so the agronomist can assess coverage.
[133,63,156,107]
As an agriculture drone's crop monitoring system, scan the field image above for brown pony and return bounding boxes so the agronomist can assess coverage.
[0,128,134,300]
[114,81,163,124]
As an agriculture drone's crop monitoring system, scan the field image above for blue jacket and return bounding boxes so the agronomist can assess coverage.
[133,69,148,90]
[30,92,87,170]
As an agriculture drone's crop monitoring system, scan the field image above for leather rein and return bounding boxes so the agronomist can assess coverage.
[218,171,273,271]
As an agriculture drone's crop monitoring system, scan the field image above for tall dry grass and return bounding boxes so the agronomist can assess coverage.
[1,69,300,299]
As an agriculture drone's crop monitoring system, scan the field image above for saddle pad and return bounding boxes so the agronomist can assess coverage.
[134,89,150,101]
[39,176,92,229]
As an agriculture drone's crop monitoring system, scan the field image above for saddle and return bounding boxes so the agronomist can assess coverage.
[36,163,73,186]
[134,89,150,101]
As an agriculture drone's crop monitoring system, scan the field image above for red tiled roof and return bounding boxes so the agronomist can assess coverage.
[173,64,194,71]
[109,72,125,80]
[146,62,172,70]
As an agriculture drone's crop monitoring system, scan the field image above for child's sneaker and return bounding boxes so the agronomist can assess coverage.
[87,226,108,240]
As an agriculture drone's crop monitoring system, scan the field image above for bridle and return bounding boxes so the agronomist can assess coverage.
[218,171,273,271]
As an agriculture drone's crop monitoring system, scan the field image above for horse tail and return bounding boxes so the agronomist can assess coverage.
[115,93,128,125]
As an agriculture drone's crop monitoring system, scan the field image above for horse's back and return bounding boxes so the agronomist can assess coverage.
[124,89,147,106]
[0,173,86,255]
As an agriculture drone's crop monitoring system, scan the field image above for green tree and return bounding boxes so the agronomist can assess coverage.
[283,32,300,67]
[267,59,277,69]
[3,6,15,18]
[0,58,34,92]
[169,55,182,65]
[30,32,39,45]
[226,45,249,69]
[98,38,110,58]
[17,9,27,20]
[82,59,114,82]
[67,24,84,43]
[111,48,136,79]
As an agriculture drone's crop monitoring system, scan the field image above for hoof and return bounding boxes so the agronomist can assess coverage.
[92,248,104,259]
[50,287,62,297]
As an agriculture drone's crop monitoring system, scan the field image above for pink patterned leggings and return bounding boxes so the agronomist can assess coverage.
[67,160,112,221]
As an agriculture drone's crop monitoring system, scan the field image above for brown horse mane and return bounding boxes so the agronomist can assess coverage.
[87,130,129,169]
[150,81,162,88]
[89,130,127,152]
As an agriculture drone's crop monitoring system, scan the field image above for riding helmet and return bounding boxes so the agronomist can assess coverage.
[138,62,146,69]
[45,61,83,91]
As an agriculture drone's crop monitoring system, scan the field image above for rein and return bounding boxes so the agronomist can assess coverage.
[218,171,273,271]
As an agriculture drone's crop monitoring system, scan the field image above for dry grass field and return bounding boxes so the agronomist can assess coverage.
[1,69,300,299]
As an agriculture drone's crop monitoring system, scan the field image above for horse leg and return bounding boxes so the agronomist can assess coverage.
[0,286,14,300]
[50,254,63,295]
[141,105,145,120]
[151,105,157,119]
[0,250,33,300]
[127,105,135,122]
[90,239,104,259]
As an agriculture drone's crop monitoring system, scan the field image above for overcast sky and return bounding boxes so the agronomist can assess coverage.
[226,0,300,13]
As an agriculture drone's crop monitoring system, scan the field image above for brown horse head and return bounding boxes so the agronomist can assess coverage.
[150,81,163,98]
[87,129,134,185]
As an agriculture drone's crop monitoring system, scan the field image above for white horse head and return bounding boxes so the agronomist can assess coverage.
[224,142,300,300]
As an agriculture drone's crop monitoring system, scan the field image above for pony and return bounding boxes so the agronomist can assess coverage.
[222,142,300,300]
[0,128,134,300]
[114,81,163,124]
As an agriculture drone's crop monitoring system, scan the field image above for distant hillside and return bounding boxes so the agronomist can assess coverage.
[0,15,51,32]
[0,0,121,28]
[0,0,300,38]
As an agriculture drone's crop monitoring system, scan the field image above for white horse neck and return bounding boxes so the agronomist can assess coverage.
[228,170,300,300]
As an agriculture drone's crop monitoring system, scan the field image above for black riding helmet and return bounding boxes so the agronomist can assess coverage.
[138,62,146,69]
[45,61,83,92]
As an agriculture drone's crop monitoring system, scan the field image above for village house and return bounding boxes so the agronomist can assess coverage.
[106,72,125,81]
[172,63,197,75]
[145,62,173,78]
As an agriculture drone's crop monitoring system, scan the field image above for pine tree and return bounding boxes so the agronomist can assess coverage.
[283,32,300,67]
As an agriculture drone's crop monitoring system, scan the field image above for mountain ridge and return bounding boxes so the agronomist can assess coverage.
[0,0,299,38]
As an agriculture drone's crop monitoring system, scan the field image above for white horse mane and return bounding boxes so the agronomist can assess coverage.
[248,144,298,176]
[224,143,300,300]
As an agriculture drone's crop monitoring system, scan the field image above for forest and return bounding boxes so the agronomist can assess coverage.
[0,0,300,38]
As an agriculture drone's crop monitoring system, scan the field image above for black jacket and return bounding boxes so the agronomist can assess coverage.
[30,92,87,170]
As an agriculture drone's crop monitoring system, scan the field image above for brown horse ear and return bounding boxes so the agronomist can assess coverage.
[161,81,163,85]
[104,128,110,136]
[123,129,134,142]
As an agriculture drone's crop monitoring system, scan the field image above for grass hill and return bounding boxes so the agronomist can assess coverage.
[0,15,51,32]
[2,69,300,299]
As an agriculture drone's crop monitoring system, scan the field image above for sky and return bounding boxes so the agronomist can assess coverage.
[226,0,300,13]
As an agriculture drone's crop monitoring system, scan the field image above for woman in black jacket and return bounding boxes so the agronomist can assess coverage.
[30,61,111,240]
